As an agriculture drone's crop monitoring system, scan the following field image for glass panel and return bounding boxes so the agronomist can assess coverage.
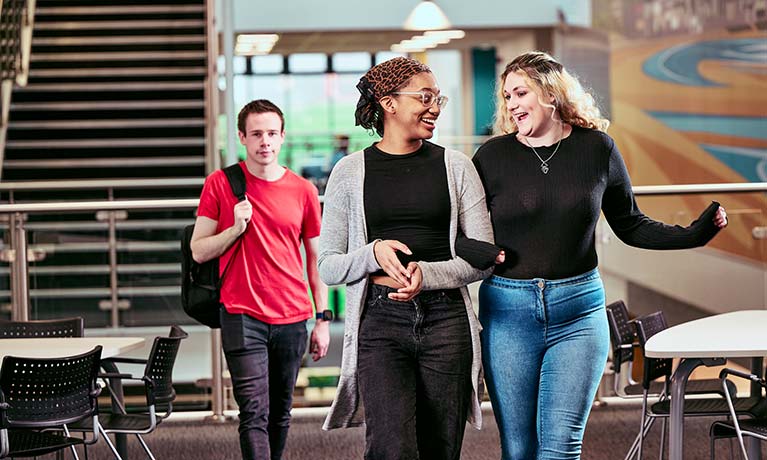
[253,54,284,74]
[288,53,327,73]
[331,52,370,72]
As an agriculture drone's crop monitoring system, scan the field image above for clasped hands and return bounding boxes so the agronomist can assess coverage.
[373,240,423,302]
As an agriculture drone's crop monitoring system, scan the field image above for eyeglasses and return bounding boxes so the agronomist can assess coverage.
[390,90,449,109]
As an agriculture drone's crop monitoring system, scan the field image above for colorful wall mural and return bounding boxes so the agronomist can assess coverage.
[609,27,766,263]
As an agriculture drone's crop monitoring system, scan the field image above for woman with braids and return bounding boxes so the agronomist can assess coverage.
[463,51,728,459]
[317,56,494,460]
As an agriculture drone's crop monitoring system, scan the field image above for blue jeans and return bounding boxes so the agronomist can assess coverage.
[479,268,609,460]
[220,309,308,460]
[357,284,473,460]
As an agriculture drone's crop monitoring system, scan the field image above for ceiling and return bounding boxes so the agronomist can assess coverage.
[233,28,547,56]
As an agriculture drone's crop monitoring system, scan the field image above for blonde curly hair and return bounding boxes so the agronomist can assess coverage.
[492,51,609,135]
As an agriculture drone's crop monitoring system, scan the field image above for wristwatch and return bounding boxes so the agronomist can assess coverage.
[316,310,333,322]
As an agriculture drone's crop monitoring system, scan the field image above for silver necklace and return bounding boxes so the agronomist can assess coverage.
[522,125,563,174]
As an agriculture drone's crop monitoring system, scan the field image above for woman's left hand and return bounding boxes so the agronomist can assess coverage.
[389,262,423,302]
[714,206,728,228]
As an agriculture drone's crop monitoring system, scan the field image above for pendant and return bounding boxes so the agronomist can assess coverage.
[541,164,549,174]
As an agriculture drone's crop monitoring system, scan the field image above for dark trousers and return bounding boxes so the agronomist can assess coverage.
[358,284,473,460]
[220,309,307,460]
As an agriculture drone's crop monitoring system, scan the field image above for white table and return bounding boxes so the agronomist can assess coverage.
[0,337,145,361]
[0,336,146,459]
[645,310,767,460]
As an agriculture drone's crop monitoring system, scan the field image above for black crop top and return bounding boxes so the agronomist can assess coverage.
[469,126,721,279]
[364,141,452,273]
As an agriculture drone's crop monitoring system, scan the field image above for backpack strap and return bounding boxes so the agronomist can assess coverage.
[222,163,247,202]
[217,162,248,288]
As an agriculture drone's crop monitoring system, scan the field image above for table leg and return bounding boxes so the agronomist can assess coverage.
[746,357,764,460]
[102,360,129,459]
[668,358,701,460]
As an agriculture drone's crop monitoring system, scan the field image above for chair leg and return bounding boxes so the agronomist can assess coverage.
[658,418,667,460]
[97,425,123,460]
[62,425,80,460]
[639,391,649,460]
[134,434,156,460]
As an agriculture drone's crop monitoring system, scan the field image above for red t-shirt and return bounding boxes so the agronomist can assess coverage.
[197,163,322,324]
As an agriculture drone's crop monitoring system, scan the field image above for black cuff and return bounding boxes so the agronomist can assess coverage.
[455,233,501,270]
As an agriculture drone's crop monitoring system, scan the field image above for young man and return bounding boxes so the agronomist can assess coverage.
[191,99,330,460]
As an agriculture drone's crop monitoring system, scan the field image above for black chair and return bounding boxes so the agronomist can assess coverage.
[608,305,736,460]
[0,317,84,338]
[634,312,762,460]
[709,367,767,460]
[0,346,103,459]
[73,325,188,460]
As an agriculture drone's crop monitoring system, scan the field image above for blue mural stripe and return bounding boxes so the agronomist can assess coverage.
[643,38,767,87]
[647,112,767,140]
[701,144,766,182]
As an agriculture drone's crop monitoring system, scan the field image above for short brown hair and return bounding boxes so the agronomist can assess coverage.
[237,99,285,134]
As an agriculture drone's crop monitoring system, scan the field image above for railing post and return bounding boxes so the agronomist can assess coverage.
[207,329,230,422]
[10,212,29,321]
[107,209,120,328]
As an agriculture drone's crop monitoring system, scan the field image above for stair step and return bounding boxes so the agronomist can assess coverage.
[34,19,205,30]
[33,35,205,45]
[6,138,204,149]
[11,100,203,110]
[28,67,206,77]
[36,5,204,14]
[10,119,204,129]
[31,51,207,62]
[4,157,204,169]
[14,82,204,92]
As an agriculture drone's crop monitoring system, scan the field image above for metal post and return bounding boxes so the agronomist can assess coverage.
[223,0,237,167]
[206,329,231,421]
[107,209,119,328]
[11,212,29,321]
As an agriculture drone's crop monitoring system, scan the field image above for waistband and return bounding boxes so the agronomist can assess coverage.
[366,283,463,302]
[487,267,601,289]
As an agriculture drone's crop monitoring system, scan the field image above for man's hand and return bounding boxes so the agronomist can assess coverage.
[232,199,252,236]
[388,262,423,302]
[373,240,412,286]
[309,320,330,361]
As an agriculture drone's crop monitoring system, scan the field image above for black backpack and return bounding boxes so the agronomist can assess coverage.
[181,164,246,328]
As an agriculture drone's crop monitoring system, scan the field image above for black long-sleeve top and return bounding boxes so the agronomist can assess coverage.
[469,126,721,279]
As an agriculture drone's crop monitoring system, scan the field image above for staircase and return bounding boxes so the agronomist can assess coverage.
[2,0,212,181]
[0,0,215,328]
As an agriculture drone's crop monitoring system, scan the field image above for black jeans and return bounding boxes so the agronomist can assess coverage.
[220,309,307,460]
[358,284,473,460]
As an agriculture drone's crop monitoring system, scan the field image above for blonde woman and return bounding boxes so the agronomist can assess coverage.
[470,51,728,460]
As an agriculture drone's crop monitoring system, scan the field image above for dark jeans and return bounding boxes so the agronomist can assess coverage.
[358,284,473,460]
[220,309,308,460]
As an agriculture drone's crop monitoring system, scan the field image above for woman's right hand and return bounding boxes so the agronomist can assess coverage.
[495,250,506,265]
[373,240,412,286]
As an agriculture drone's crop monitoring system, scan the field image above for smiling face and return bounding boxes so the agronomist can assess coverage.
[503,71,557,138]
[386,71,442,142]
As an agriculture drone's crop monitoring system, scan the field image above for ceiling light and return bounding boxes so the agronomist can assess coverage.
[403,1,451,31]
[235,34,279,56]
[424,29,465,40]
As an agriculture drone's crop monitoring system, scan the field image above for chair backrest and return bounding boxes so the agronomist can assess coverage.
[634,311,672,388]
[0,317,84,338]
[143,326,188,405]
[606,300,636,370]
[0,346,101,428]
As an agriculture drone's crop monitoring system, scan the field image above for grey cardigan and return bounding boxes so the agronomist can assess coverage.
[318,146,494,430]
